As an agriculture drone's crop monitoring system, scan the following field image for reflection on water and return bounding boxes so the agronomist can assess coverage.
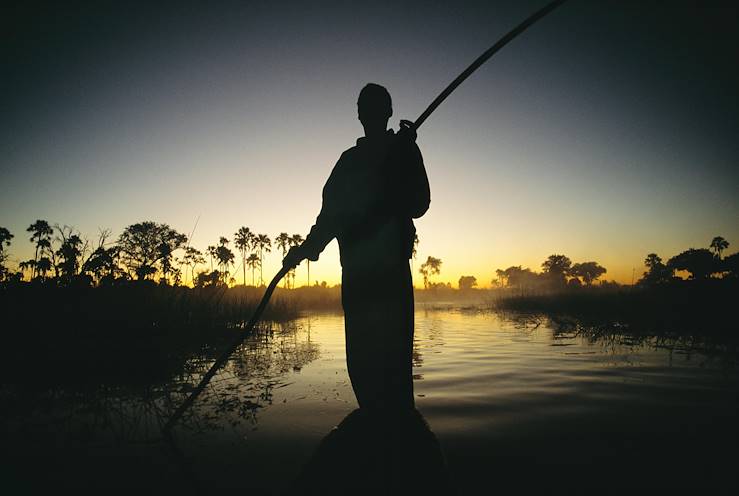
[191,320,321,430]
[2,320,320,447]
[3,309,738,493]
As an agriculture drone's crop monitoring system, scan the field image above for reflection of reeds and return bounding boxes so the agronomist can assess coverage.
[492,282,738,337]
[493,283,739,367]
[1,316,320,453]
[0,283,327,426]
[0,281,335,440]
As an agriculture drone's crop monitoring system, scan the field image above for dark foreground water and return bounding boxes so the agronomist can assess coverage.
[3,308,738,494]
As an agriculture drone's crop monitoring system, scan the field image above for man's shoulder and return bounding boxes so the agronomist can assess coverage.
[324,145,358,184]
[332,145,360,170]
[339,144,360,160]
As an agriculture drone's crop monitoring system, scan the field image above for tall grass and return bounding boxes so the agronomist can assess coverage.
[491,279,738,339]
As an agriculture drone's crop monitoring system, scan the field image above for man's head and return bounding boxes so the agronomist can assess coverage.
[357,83,392,137]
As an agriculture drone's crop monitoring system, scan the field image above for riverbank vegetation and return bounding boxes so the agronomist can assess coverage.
[1,221,737,340]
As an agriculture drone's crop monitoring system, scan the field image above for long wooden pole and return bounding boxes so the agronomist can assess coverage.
[413,0,566,130]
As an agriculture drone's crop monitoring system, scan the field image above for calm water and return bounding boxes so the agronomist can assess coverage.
[5,308,738,493]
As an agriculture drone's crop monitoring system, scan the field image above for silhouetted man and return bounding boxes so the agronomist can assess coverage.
[283,83,430,412]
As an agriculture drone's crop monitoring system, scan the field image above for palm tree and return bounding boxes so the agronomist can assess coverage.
[246,253,260,286]
[254,234,272,286]
[36,257,52,280]
[234,227,254,286]
[206,245,217,271]
[215,243,235,284]
[710,236,729,260]
[19,260,36,280]
[26,220,53,279]
[275,232,292,288]
[289,233,304,288]
[183,247,205,286]
[493,268,506,287]
[275,233,291,257]
[419,256,442,289]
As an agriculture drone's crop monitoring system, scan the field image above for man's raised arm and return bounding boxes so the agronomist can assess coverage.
[393,120,430,219]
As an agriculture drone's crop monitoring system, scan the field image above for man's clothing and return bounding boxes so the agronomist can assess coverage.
[301,128,430,410]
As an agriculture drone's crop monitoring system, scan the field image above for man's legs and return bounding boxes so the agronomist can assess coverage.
[342,262,415,411]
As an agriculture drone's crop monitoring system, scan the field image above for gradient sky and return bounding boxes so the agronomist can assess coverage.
[2,1,738,286]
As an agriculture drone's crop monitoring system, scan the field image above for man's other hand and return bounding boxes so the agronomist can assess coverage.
[282,246,305,269]
[398,119,417,142]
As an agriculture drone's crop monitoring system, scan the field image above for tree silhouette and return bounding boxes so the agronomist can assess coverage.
[0,227,13,281]
[542,254,572,288]
[710,236,729,260]
[215,242,235,284]
[206,245,217,272]
[182,247,205,286]
[79,229,114,284]
[644,253,662,271]
[51,224,93,284]
[275,232,291,257]
[26,220,53,279]
[195,270,222,287]
[495,266,539,292]
[158,243,176,285]
[85,245,120,284]
[570,261,606,285]
[275,232,291,288]
[56,233,84,282]
[36,257,52,279]
[458,275,477,290]
[419,256,442,289]
[38,238,55,278]
[637,253,673,286]
[246,253,260,286]
[234,227,254,286]
[254,234,272,286]
[18,260,35,280]
[667,248,716,280]
[117,221,187,280]
[289,233,304,288]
